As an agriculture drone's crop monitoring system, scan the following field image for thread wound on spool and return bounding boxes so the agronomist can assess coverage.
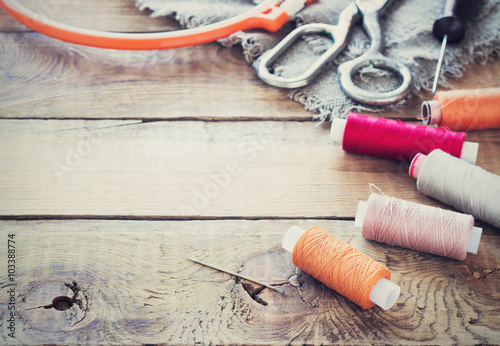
[292,226,391,309]
[417,149,500,229]
[342,112,466,162]
[362,194,473,260]
[433,87,500,131]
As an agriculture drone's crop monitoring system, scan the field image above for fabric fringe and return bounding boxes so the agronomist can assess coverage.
[134,0,500,122]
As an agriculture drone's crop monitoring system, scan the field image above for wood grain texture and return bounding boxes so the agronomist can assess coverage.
[0,32,309,120]
[0,0,179,32]
[0,219,499,344]
[1,119,499,218]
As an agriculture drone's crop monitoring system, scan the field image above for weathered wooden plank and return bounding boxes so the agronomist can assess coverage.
[0,119,499,218]
[0,219,498,344]
[0,0,178,32]
[0,32,309,120]
[1,31,500,121]
[0,7,26,32]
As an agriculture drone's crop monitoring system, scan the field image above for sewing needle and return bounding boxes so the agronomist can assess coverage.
[186,256,284,294]
[431,0,471,94]
[432,34,447,95]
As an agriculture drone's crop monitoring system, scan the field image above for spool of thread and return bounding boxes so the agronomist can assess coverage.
[422,87,500,131]
[410,149,500,229]
[282,225,400,310]
[355,194,482,260]
[330,112,478,164]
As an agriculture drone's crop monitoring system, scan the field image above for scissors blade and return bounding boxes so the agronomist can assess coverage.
[354,0,391,14]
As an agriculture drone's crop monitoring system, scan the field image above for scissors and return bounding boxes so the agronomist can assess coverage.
[253,0,412,106]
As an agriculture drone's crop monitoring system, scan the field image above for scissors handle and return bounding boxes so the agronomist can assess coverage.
[338,54,412,105]
[337,11,412,105]
[253,3,359,89]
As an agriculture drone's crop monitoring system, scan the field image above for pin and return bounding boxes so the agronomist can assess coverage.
[431,0,470,94]
[432,34,447,95]
[186,257,284,294]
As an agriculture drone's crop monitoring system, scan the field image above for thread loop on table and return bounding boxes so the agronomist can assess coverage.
[342,112,466,162]
[292,226,391,309]
[362,194,473,260]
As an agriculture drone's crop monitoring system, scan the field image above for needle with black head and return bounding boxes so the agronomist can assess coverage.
[432,0,470,94]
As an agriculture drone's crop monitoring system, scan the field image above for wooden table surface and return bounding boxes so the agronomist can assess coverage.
[0,1,499,344]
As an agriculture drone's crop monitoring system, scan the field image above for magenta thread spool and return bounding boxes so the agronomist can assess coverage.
[330,112,478,163]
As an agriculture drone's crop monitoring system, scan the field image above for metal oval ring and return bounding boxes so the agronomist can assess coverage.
[338,54,412,106]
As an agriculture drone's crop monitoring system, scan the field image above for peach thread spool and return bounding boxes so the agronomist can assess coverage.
[282,225,400,310]
[355,194,482,260]
[410,149,500,229]
[422,87,500,131]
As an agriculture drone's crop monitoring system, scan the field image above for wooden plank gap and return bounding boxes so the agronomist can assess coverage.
[0,116,315,122]
[0,215,356,221]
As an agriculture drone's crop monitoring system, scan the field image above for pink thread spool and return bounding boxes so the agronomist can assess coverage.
[355,194,482,260]
[330,112,478,164]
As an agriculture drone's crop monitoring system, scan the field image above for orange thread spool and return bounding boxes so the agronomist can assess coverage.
[291,226,391,309]
[422,87,500,131]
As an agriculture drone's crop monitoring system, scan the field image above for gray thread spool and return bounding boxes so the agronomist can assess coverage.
[411,149,500,229]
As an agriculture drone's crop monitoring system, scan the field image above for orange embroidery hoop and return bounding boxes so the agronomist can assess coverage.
[0,0,313,50]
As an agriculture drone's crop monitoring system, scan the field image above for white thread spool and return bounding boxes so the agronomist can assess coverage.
[282,226,401,310]
[410,149,500,229]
